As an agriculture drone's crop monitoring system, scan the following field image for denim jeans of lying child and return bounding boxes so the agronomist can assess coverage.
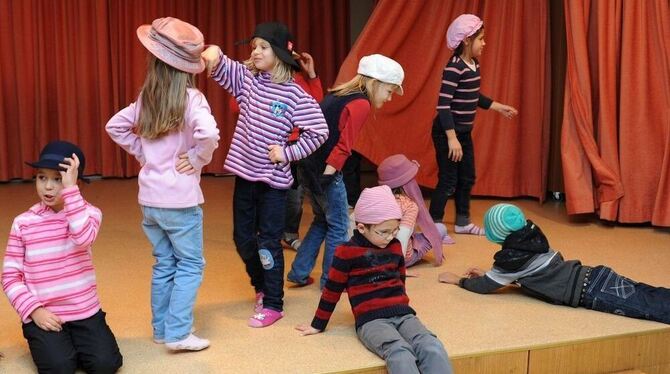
[141,205,205,343]
[581,266,670,324]
[288,172,349,288]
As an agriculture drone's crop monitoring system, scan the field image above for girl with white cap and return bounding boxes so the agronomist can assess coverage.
[106,17,220,351]
[430,14,518,240]
[287,54,405,290]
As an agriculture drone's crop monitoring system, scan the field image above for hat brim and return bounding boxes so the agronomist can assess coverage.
[137,25,206,74]
[26,161,91,183]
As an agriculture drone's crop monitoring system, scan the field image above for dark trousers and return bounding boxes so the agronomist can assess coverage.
[581,266,670,324]
[429,120,476,224]
[233,177,287,311]
[22,310,122,374]
[342,151,362,207]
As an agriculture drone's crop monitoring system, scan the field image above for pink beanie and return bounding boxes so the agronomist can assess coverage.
[354,185,402,225]
[446,14,483,50]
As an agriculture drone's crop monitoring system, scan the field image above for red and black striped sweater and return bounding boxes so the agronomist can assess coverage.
[310,232,416,331]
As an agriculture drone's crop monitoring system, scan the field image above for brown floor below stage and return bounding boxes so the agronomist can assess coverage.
[0,176,669,373]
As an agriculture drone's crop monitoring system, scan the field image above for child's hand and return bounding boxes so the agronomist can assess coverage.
[438,271,461,285]
[201,45,222,74]
[297,53,317,79]
[464,267,486,278]
[268,145,286,164]
[30,307,63,332]
[59,153,80,188]
[295,324,321,336]
[176,153,195,175]
[492,102,518,119]
[447,138,462,162]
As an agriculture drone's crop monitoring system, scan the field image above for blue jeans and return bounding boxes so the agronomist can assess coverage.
[581,266,670,324]
[288,172,349,288]
[141,205,205,343]
[233,177,287,312]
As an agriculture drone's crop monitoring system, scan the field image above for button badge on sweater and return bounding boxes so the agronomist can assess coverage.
[270,101,288,118]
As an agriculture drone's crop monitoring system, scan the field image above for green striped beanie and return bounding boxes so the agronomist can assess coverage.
[483,203,526,243]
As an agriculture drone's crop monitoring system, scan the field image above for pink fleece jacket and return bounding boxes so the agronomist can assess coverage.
[106,88,220,208]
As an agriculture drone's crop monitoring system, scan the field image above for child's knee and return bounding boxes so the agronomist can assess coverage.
[82,351,123,374]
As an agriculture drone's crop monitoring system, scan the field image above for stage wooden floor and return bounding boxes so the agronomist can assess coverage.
[1,176,669,373]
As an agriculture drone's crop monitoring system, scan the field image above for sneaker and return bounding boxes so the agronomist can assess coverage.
[165,333,210,351]
[287,276,314,288]
[287,238,301,251]
[154,327,196,344]
[248,308,284,328]
[255,291,264,313]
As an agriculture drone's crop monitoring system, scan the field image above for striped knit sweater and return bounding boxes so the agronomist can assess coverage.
[211,53,329,189]
[436,55,493,133]
[2,186,101,323]
[311,232,415,331]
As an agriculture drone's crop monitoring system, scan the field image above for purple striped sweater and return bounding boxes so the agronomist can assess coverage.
[2,186,102,323]
[211,53,328,189]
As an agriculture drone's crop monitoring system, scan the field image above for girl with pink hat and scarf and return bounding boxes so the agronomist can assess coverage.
[430,14,518,239]
[377,154,453,267]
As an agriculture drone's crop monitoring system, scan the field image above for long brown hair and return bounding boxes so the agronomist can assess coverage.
[138,56,194,139]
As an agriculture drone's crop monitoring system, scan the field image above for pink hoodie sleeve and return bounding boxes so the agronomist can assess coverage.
[105,101,145,165]
[185,91,220,170]
[61,186,101,249]
[2,220,43,322]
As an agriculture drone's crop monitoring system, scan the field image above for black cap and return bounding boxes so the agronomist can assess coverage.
[26,140,88,182]
[248,22,300,69]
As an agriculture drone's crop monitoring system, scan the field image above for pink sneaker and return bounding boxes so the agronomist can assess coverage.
[254,291,264,313]
[248,308,284,328]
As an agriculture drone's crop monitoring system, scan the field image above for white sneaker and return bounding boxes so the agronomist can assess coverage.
[153,326,196,344]
[165,333,210,351]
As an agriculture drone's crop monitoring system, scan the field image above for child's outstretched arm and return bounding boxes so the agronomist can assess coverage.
[489,101,518,119]
[438,268,504,294]
[205,46,249,99]
[295,324,321,336]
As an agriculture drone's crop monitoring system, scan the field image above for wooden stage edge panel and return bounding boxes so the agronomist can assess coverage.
[328,328,670,374]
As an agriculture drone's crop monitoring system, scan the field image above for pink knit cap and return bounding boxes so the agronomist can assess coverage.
[354,185,402,225]
[446,14,483,50]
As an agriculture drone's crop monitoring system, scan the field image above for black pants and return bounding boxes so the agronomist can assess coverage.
[342,151,362,207]
[429,120,476,224]
[232,177,287,311]
[22,309,122,374]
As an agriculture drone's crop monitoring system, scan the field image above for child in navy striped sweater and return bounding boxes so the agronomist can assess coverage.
[202,22,328,328]
[296,186,453,374]
[430,14,518,240]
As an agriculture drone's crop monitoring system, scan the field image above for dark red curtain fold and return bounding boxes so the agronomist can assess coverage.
[0,0,350,180]
[561,0,670,225]
[332,0,550,201]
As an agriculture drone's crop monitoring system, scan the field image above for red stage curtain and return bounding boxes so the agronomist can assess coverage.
[332,0,550,200]
[562,0,670,225]
[0,0,349,180]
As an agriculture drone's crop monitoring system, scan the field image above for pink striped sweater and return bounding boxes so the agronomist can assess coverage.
[2,186,101,323]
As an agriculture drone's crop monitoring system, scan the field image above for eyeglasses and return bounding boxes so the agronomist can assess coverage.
[372,227,399,240]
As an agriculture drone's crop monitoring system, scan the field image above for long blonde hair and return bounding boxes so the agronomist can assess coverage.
[243,38,294,84]
[329,75,397,105]
[138,56,194,139]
